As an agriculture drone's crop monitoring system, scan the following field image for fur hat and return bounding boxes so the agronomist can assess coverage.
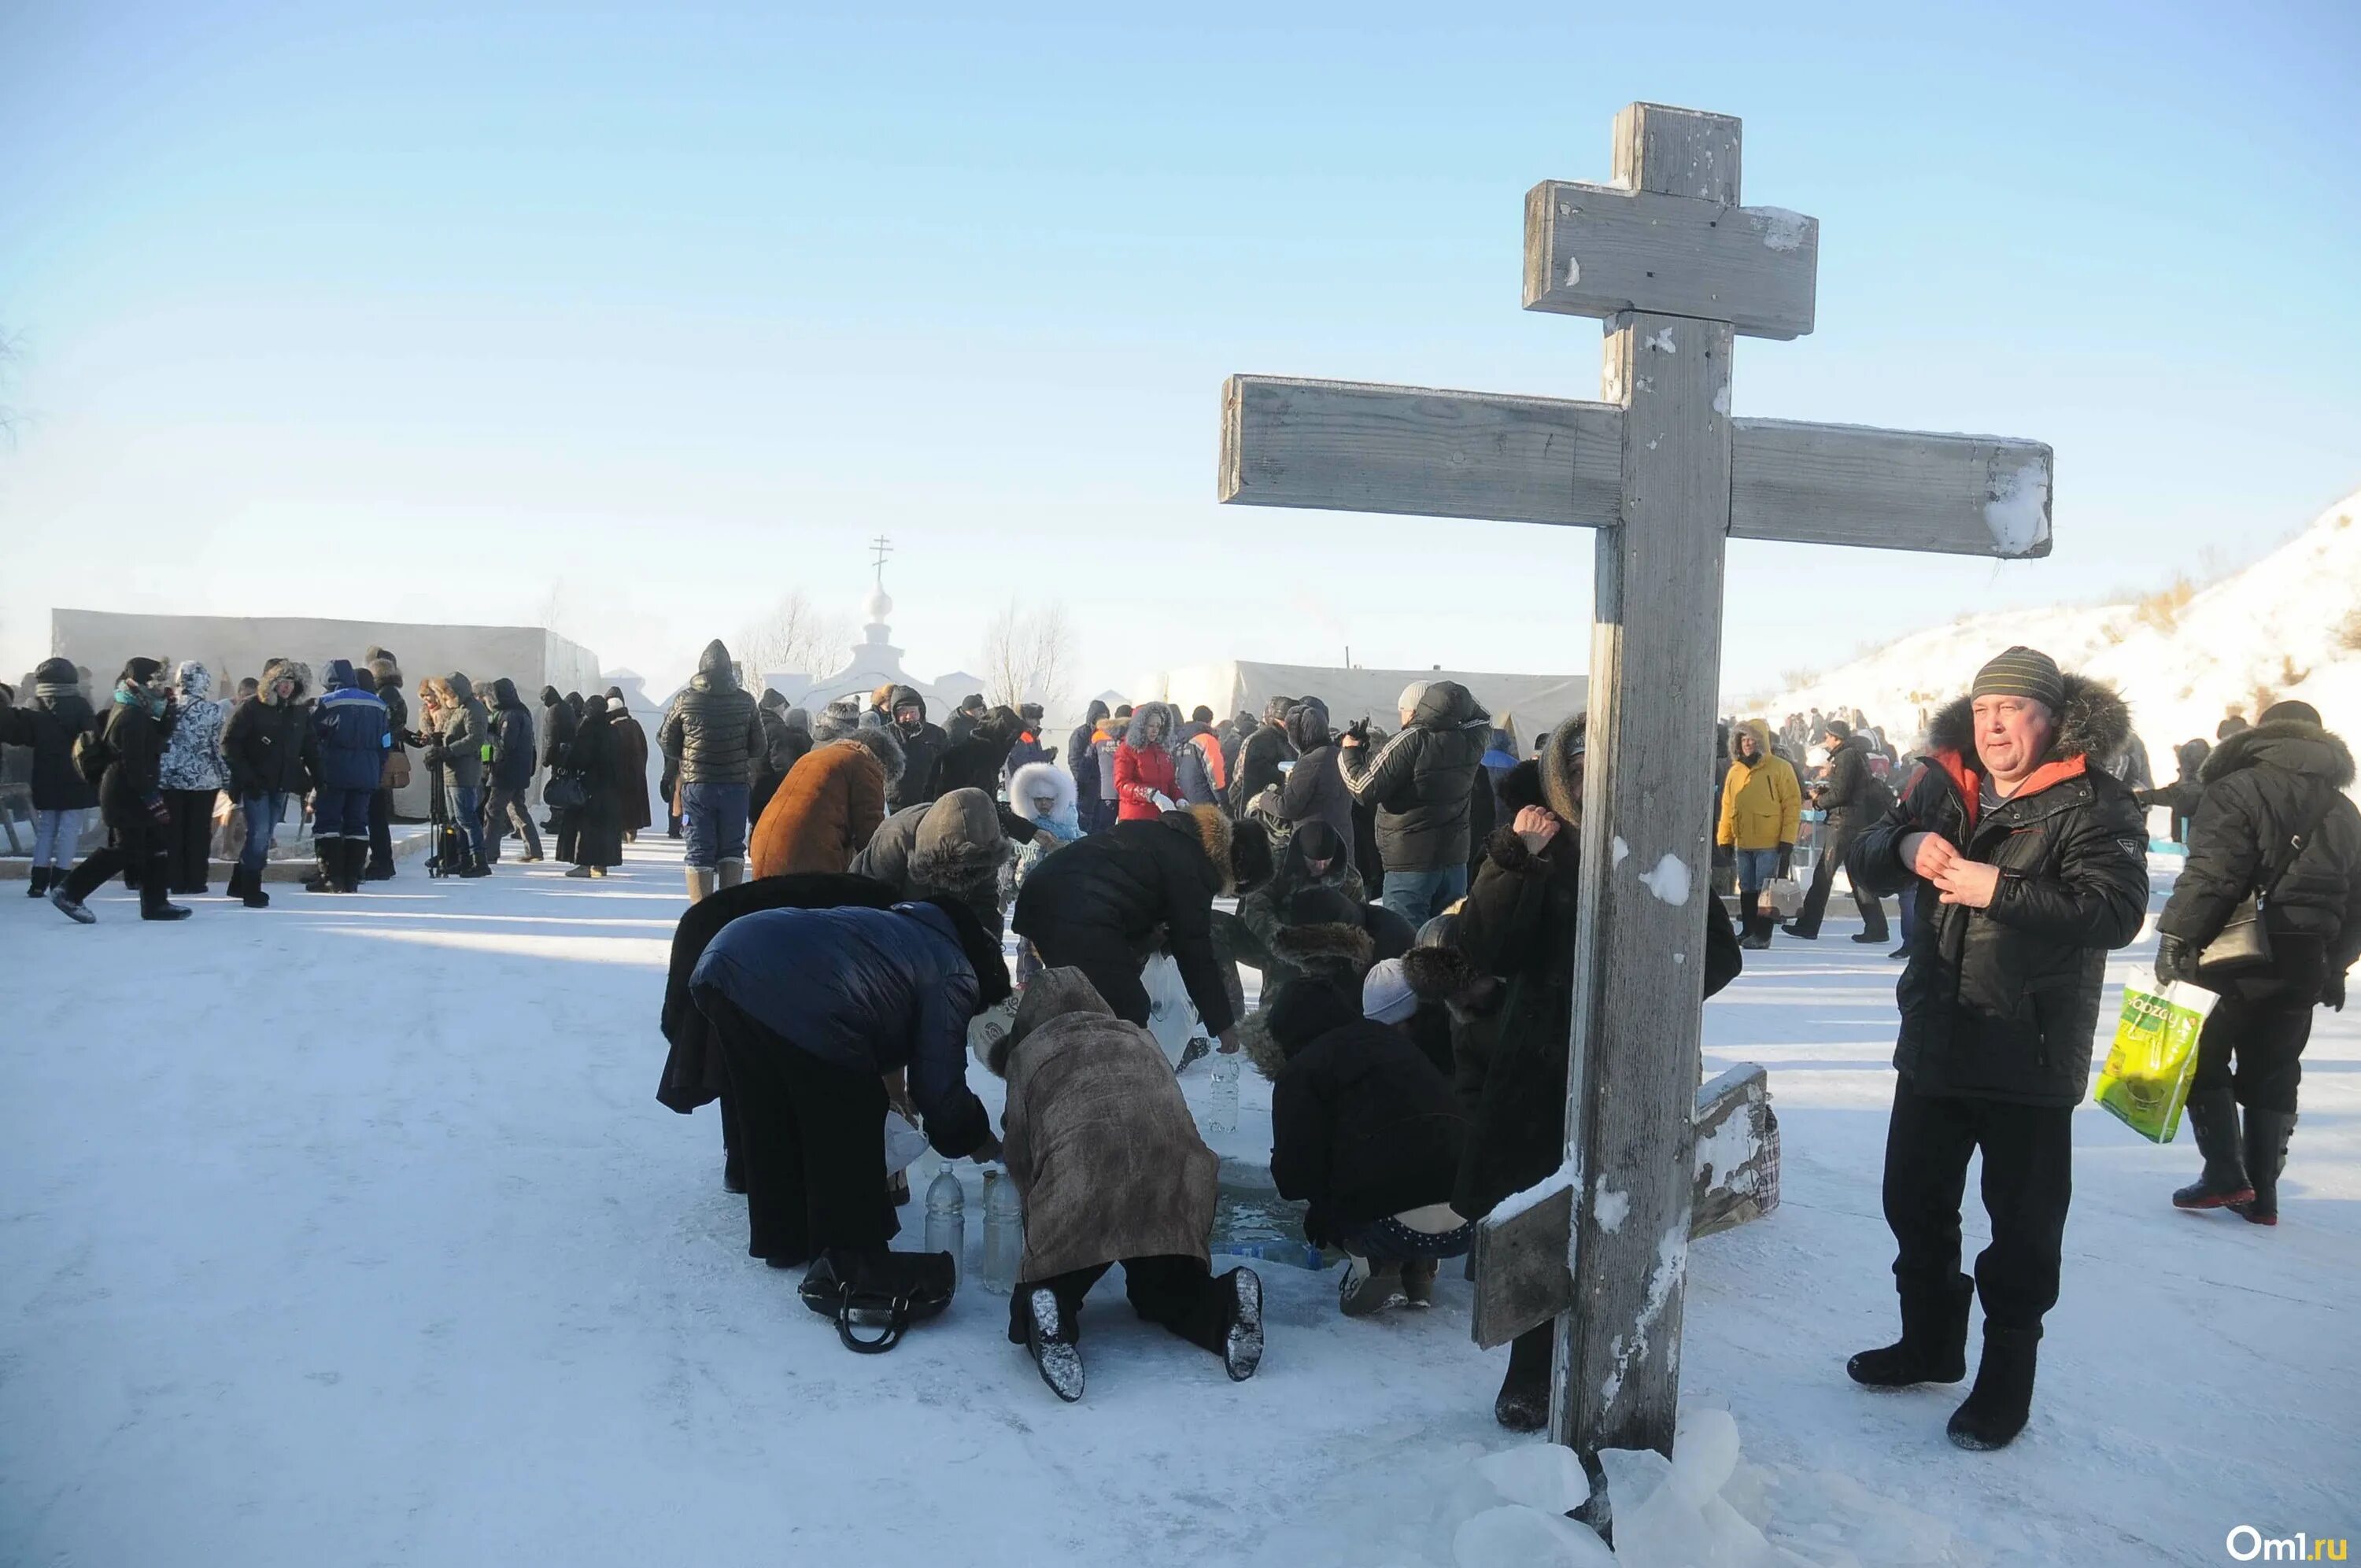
[1540,714,1587,826]
[1266,979,1361,1059]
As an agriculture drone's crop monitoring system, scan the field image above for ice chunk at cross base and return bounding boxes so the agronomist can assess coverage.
[1598,1441,1779,1568]
[1670,1405,1742,1505]
[1452,1505,1616,1568]
[1474,1444,1591,1515]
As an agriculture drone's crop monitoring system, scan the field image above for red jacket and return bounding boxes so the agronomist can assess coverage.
[1114,742,1177,821]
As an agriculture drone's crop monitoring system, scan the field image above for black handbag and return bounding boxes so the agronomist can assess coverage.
[543,772,587,810]
[797,1249,956,1355]
[2196,788,2337,983]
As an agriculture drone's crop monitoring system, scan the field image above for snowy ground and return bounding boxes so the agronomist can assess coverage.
[3,839,2354,1566]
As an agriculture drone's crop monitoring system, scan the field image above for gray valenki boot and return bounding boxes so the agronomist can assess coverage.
[685,865,718,903]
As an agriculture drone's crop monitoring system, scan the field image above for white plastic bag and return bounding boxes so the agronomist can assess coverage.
[1141,951,1201,1069]
[882,1110,929,1175]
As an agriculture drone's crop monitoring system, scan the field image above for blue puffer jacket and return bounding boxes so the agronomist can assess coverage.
[311,659,391,792]
[689,901,989,1156]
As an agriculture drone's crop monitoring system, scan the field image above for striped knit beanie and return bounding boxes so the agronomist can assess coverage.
[1970,646,2064,712]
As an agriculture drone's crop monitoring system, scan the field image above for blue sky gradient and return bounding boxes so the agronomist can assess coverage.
[3,2,2355,706]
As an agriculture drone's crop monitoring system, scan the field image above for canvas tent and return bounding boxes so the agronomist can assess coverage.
[1136,661,1585,747]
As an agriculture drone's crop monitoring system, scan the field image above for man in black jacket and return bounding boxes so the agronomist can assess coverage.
[50,658,192,924]
[222,658,316,908]
[658,640,765,901]
[881,685,948,814]
[2155,700,2361,1227]
[1339,680,1491,926]
[1227,696,1297,818]
[1786,718,1894,943]
[483,678,544,863]
[1846,647,2149,1452]
[1066,699,1110,834]
[539,684,578,851]
[1012,805,1272,1047]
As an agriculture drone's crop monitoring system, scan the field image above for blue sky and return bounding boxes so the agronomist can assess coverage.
[3,1,2355,709]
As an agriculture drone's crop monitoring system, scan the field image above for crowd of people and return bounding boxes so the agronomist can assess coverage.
[14,633,2355,1455]
[0,648,657,920]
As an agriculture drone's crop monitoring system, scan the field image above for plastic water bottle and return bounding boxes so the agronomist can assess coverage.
[924,1166,965,1284]
[1206,1050,1240,1136]
[981,1168,1023,1296]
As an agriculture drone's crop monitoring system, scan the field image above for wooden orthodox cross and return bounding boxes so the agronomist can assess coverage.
[1218,102,2052,1460]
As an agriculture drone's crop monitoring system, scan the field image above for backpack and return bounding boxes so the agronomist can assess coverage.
[72,725,115,785]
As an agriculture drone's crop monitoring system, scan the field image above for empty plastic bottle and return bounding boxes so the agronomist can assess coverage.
[924,1166,966,1284]
[981,1168,1024,1296]
[1206,1049,1240,1135]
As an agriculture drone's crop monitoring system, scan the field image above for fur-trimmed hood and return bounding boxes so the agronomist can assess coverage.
[1166,802,1265,894]
[259,658,311,705]
[1541,714,1588,827]
[1268,917,1376,980]
[1125,700,1180,751]
[908,788,1014,893]
[1009,760,1077,827]
[2199,715,2355,791]
[1727,718,1773,763]
[1924,672,2131,771]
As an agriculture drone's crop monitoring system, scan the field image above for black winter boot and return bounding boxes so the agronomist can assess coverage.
[459,848,493,879]
[1948,1324,2041,1450]
[1023,1286,1085,1403]
[1495,1323,1554,1432]
[233,862,272,909]
[139,856,192,921]
[2230,1108,2296,1226]
[2171,1088,2253,1210]
[303,847,341,893]
[26,866,48,897]
[1848,1272,1973,1387]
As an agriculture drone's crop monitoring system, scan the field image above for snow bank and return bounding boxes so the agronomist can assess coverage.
[1735,486,2361,784]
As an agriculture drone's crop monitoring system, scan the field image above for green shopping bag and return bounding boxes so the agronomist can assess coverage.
[2092,965,2215,1143]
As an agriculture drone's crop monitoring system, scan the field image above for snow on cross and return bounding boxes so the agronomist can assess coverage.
[1218,101,2056,1463]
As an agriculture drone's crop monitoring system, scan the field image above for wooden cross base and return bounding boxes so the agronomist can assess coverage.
[1471,1065,1779,1351]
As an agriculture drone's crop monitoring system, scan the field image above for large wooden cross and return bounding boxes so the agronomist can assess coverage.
[1219,102,2052,1461]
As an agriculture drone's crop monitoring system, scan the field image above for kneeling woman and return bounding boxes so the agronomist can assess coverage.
[990,968,1264,1401]
[689,897,1009,1268]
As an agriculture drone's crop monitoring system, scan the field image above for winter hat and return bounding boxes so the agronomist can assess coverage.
[2258,700,2322,729]
[1191,705,1214,724]
[1020,702,1044,723]
[1265,978,1362,1058]
[1229,817,1274,895]
[120,656,164,688]
[1114,703,1133,718]
[1290,818,1345,867]
[1362,958,1417,1025]
[606,685,626,703]
[1501,759,1546,816]
[1970,646,2064,714]
[1820,717,1853,741]
[959,693,985,712]
[1398,681,1431,714]
[2217,715,2250,740]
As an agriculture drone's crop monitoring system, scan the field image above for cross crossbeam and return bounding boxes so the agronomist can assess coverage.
[1216,101,2056,1461]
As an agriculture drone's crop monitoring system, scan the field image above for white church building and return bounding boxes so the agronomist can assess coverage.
[758,581,988,721]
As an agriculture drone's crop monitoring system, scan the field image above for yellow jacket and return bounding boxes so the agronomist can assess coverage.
[1717,722,1801,851]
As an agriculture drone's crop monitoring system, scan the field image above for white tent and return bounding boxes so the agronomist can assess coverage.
[1134,661,1585,747]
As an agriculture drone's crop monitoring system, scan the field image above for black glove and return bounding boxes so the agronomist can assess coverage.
[2324,973,2346,1013]
[2155,933,2197,986]
[1776,842,1794,880]
[146,796,172,828]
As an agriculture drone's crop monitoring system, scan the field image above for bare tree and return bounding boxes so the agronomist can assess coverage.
[978,597,1076,713]
[736,589,849,680]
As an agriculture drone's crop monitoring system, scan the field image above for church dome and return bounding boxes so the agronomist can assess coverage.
[863,585,892,624]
